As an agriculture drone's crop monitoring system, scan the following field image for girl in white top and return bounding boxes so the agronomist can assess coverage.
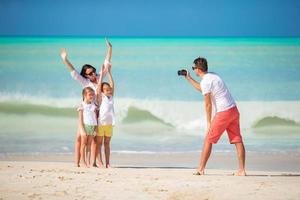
[77,87,98,168]
[60,38,112,167]
[95,62,115,168]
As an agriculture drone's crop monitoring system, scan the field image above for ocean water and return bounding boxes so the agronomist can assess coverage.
[0,37,300,155]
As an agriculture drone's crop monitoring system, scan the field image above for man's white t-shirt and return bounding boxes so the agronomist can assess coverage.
[200,72,236,113]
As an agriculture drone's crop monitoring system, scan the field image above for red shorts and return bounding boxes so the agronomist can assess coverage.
[207,106,243,144]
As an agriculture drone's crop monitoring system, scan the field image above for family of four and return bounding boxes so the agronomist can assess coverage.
[61,39,246,176]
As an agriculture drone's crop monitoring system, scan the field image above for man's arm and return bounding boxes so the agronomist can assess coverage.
[60,48,75,71]
[204,93,212,130]
[185,70,202,92]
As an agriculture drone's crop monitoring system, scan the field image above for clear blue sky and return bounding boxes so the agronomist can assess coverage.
[0,0,299,37]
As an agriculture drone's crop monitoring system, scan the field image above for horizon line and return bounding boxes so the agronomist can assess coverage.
[0,35,300,39]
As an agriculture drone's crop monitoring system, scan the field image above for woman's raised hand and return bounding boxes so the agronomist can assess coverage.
[60,48,75,71]
[60,48,68,60]
[105,38,112,47]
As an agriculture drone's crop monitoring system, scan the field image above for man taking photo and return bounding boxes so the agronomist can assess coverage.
[184,57,246,176]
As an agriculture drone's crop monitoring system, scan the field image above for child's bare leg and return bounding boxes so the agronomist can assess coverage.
[86,136,93,167]
[80,135,88,168]
[95,136,104,168]
[104,136,111,168]
[91,136,97,166]
[75,128,81,167]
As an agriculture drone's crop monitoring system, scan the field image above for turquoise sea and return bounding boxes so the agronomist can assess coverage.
[0,37,300,155]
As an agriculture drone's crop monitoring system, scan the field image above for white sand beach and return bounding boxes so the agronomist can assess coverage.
[1,152,300,200]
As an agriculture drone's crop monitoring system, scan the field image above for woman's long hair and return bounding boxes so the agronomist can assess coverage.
[80,64,96,79]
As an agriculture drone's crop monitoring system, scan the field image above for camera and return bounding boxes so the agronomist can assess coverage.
[177,69,187,76]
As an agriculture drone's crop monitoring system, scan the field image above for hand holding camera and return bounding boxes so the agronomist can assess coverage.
[178,68,191,80]
[177,69,187,76]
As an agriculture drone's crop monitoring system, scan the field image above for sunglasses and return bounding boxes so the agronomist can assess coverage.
[85,70,96,76]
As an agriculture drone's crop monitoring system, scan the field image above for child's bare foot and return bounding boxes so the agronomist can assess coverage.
[98,162,105,169]
[106,164,112,169]
[83,162,88,168]
[92,163,98,168]
[75,163,80,167]
[233,170,246,176]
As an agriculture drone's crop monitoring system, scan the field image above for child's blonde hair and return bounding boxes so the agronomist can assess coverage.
[82,87,94,101]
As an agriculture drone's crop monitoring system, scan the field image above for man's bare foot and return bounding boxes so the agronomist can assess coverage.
[233,170,246,176]
[193,170,205,175]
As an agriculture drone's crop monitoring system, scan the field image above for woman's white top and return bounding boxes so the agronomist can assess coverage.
[71,70,99,92]
[70,59,111,93]
[77,102,98,126]
[98,93,115,126]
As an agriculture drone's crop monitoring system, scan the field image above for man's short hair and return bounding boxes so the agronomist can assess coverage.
[194,57,208,72]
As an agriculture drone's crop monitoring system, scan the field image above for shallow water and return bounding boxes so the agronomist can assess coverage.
[0,37,300,154]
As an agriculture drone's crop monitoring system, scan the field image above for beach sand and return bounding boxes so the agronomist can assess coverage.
[1,152,300,200]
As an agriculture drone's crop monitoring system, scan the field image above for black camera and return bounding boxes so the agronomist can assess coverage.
[177,69,187,76]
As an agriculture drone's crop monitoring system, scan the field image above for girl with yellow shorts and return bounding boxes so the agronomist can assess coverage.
[95,50,115,169]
